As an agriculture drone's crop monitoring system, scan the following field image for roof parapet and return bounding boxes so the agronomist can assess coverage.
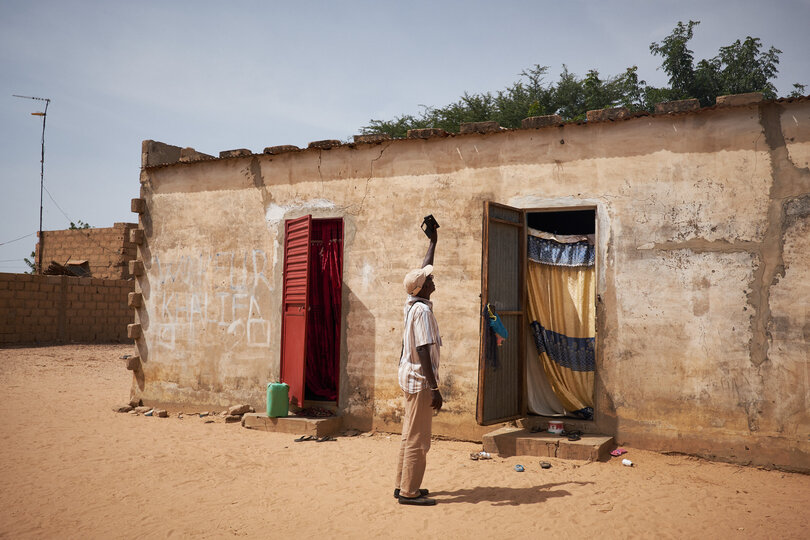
[264,145,300,155]
[407,128,449,139]
[716,92,763,107]
[219,149,252,158]
[141,140,182,167]
[179,147,214,163]
[521,115,564,129]
[654,99,700,114]
[141,92,802,171]
[308,139,342,149]
[586,107,631,122]
[353,133,392,144]
[459,121,503,134]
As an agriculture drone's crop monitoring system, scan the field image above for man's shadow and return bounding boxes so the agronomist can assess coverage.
[429,482,593,506]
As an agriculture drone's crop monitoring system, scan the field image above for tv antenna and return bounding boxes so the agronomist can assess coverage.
[13,94,51,274]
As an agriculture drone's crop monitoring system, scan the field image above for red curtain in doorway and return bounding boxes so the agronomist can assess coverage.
[305,221,342,400]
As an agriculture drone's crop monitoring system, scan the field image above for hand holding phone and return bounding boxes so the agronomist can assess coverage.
[421,214,440,239]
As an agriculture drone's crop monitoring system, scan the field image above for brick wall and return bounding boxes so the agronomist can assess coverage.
[35,222,138,279]
[0,273,134,344]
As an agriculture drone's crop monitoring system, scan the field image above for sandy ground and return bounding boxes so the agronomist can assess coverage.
[0,345,808,539]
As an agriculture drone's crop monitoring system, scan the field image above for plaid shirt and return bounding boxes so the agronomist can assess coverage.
[398,295,442,394]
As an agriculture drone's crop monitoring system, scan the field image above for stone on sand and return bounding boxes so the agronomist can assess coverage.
[228,404,252,416]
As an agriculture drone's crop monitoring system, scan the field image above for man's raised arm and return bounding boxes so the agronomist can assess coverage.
[422,228,437,268]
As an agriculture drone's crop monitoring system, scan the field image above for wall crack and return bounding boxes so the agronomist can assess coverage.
[339,142,391,216]
[747,103,810,370]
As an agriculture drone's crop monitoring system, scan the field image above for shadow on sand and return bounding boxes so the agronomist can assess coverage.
[429,481,594,506]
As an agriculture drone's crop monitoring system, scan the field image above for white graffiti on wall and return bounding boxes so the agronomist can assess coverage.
[151,249,273,350]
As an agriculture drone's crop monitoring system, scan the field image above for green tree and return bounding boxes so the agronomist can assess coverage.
[363,21,803,135]
[553,65,587,121]
[69,220,91,230]
[23,250,36,274]
[650,20,783,105]
[649,20,699,99]
[789,83,807,98]
[715,37,781,99]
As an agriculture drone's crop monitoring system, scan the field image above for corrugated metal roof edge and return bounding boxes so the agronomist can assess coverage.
[141,94,810,170]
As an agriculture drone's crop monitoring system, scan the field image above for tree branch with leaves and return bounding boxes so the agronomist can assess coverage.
[363,21,804,135]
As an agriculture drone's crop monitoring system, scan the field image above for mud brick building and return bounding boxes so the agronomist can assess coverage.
[0,273,133,343]
[36,222,138,279]
[0,223,138,345]
[126,93,809,471]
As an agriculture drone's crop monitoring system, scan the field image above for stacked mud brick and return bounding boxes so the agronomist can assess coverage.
[124,197,147,374]
[36,222,138,279]
[0,273,133,344]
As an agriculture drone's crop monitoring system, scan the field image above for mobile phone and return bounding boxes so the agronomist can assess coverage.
[421,215,440,237]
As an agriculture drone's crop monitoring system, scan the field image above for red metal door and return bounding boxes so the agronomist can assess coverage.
[280,215,312,408]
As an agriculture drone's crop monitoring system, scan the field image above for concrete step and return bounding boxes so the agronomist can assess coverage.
[241,413,342,438]
[483,426,614,461]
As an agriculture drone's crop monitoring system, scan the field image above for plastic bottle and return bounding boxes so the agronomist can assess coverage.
[622,458,633,467]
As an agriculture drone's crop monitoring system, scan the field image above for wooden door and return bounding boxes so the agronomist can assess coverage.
[476,201,526,425]
[280,215,312,407]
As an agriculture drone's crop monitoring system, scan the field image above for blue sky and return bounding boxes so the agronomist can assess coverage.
[1,0,808,273]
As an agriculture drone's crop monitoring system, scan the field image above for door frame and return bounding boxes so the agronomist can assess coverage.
[279,215,345,409]
[476,202,600,425]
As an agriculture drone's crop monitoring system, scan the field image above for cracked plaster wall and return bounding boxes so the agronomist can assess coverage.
[134,100,810,470]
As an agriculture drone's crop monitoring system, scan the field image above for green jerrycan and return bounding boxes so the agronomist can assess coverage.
[267,382,290,418]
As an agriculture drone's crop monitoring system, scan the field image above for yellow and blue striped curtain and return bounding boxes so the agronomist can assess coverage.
[527,229,595,419]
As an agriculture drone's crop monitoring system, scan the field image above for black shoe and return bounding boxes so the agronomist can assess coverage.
[393,488,429,499]
[398,495,437,506]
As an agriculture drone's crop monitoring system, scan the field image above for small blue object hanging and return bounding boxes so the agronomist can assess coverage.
[487,304,508,341]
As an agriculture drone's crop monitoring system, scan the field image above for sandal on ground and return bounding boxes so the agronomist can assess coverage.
[398,495,437,506]
[294,435,315,442]
[316,435,336,442]
[394,488,428,499]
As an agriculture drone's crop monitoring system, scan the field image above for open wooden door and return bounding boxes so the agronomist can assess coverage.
[476,201,526,425]
[280,215,312,408]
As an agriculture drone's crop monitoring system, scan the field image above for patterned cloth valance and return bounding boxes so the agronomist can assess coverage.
[527,231,595,267]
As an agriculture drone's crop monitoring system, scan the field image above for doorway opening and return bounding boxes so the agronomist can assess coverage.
[476,202,597,425]
[280,216,344,410]
[527,209,595,236]
[525,208,596,421]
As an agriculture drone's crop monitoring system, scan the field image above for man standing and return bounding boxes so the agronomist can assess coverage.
[394,228,442,506]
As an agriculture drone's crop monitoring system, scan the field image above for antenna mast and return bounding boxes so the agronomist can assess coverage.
[13,94,51,274]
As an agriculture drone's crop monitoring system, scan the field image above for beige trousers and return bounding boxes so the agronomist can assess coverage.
[395,389,433,498]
